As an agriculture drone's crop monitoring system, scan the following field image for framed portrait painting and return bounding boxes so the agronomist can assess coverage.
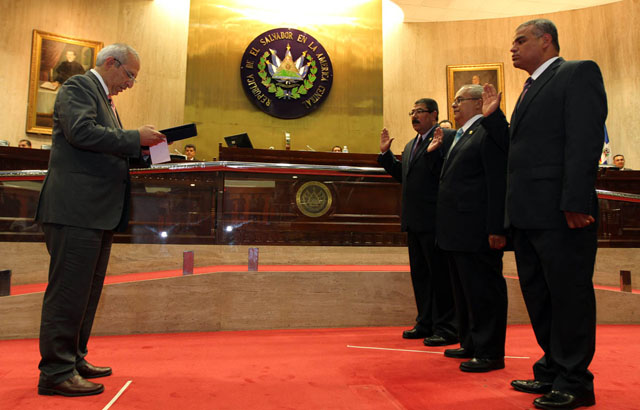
[446,63,505,128]
[26,30,102,135]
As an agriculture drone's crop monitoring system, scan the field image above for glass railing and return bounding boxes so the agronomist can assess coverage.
[1,162,639,247]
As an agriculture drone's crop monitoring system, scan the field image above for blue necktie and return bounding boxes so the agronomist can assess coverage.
[454,128,464,143]
[446,128,465,159]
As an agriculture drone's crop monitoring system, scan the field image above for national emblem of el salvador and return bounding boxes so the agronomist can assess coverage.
[295,181,332,217]
[240,28,334,119]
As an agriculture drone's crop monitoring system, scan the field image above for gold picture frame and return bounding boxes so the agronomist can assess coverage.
[26,30,102,135]
[446,63,505,128]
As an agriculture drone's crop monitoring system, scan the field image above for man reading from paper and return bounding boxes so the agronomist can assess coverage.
[35,43,165,397]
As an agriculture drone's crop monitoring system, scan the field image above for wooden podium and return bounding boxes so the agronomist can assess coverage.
[218,144,384,167]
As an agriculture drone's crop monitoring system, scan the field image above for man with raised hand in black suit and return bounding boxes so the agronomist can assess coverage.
[378,98,458,347]
[483,18,607,410]
[35,43,165,397]
[435,84,508,373]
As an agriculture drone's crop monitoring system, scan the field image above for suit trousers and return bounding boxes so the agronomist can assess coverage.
[512,225,597,396]
[406,231,457,337]
[39,223,114,385]
[446,249,507,359]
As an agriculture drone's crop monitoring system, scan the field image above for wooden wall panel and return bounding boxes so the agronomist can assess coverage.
[1,1,637,166]
[0,0,188,147]
[115,0,189,132]
[383,0,639,169]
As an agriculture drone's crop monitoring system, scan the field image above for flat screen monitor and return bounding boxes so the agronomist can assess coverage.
[224,133,253,148]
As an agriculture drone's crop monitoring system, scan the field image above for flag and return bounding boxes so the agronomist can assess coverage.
[600,125,610,165]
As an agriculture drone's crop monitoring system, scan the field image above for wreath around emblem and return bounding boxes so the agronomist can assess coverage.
[258,52,317,100]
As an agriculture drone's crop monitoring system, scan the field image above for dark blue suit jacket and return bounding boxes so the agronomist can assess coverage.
[378,128,455,233]
[484,58,608,229]
[436,118,508,251]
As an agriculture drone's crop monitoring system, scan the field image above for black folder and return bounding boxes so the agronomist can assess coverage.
[161,123,198,143]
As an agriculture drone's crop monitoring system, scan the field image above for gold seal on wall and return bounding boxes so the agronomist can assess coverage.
[296,181,332,217]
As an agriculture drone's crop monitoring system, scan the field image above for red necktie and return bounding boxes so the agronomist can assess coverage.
[108,96,117,117]
[410,136,423,161]
[108,96,121,128]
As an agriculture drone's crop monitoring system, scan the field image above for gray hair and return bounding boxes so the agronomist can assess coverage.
[518,18,560,52]
[459,84,483,99]
[96,43,140,66]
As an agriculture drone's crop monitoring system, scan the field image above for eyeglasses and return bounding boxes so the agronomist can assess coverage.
[452,97,480,105]
[408,109,432,116]
[113,58,137,83]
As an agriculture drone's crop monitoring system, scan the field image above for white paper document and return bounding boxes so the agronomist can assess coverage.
[149,140,171,164]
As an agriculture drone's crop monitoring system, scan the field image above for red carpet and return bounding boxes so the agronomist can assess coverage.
[1,325,639,409]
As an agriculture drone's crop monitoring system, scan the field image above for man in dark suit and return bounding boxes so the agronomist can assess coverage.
[435,84,508,373]
[184,143,197,161]
[483,19,607,409]
[35,43,165,397]
[378,98,457,346]
[612,154,632,170]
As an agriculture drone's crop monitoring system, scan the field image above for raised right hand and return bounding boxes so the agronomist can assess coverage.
[482,83,502,117]
[138,125,165,147]
[427,127,443,152]
[380,128,394,153]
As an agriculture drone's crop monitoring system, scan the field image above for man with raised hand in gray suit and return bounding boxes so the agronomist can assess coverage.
[483,19,607,410]
[35,43,165,397]
[378,98,458,347]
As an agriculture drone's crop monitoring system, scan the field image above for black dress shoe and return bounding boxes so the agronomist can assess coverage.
[444,347,474,358]
[511,379,553,394]
[459,357,505,372]
[533,390,595,409]
[77,362,112,378]
[402,327,431,339]
[38,374,104,397]
[423,334,458,346]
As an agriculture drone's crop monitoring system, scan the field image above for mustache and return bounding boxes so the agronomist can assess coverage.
[412,119,420,124]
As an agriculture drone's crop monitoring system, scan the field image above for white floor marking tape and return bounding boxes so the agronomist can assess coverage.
[347,345,443,355]
[102,380,132,410]
[347,345,529,359]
